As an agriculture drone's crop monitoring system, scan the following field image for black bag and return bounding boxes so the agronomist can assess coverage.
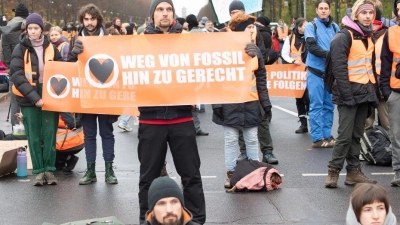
[360,126,392,166]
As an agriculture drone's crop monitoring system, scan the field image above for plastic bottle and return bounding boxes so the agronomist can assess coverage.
[17,147,28,177]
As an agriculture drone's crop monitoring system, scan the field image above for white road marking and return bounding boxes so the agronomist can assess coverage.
[302,173,346,176]
[371,173,395,175]
[273,105,298,117]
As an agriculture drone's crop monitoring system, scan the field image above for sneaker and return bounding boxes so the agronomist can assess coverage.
[325,167,340,188]
[237,152,248,161]
[391,170,400,186]
[344,166,377,186]
[33,173,45,186]
[312,139,333,148]
[44,171,58,185]
[224,171,234,188]
[263,153,278,164]
[118,123,133,132]
[327,137,336,147]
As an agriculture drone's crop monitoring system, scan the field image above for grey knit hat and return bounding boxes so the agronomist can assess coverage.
[229,1,245,14]
[149,0,175,17]
[25,13,44,31]
[148,177,184,210]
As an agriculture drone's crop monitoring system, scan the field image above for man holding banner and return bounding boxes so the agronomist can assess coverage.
[67,4,119,185]
[137,1,206,224]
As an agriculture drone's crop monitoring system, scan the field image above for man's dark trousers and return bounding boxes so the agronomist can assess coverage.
[138,121,206,224]
[328,103,368,170]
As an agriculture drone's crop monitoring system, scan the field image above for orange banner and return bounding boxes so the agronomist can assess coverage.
[42,33,308,115]
[266,64,307,98]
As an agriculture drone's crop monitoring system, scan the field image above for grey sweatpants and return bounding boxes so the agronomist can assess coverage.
[387,92,400,171]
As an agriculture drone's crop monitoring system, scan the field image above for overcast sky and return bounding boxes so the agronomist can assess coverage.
[173,0,208,17]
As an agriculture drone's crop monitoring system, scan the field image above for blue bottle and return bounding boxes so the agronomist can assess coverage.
[17,147,28,177]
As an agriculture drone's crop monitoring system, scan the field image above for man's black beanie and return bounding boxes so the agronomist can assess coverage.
[148,177,184,210]
[229,1,245,14]
[149,0,175,17]
[13,3,29,19]
[257,16,270,27]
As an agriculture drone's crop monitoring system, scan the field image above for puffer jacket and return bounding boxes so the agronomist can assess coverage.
[0,16,25,67]
[212,48,271,128]
[330,16,378,107]
[346,202,397,225]
[10,34,62,106]
[138,21,193,120]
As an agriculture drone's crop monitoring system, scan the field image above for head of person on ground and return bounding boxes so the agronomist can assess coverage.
[146,177,195,225]
[346,183,397,225]
[148,0,176,33]
[229,0,245,17]
[77,3,104,35]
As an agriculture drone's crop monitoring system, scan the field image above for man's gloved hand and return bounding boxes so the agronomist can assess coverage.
[71,40,83,56]
[245,43,257,58]
[263,106,272,120]
[213,107,224,121]
[343,99,356,107]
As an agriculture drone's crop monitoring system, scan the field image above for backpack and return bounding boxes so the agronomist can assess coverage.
[360,126,392,166]
[226,159,282,193]
[324,28,352,94]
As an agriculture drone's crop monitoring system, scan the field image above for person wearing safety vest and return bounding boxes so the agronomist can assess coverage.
[212,13,272,190]
[304,0,339,148]
[49,26,70,61]
[324,0,379,189]
[365,7,390,131]
[228,0,278,165]
[380,0,400,187]
[277,19,289,51]
[281,18,310,134]
[10,13,63,186]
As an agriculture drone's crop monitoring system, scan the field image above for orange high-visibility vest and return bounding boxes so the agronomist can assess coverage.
[277,25,288,40]
[12,45,55,97]
[374,34,384,75]
[388,26,400,89]
[56,126,84,152]
[347,30,375,84]
[289,34,303,61]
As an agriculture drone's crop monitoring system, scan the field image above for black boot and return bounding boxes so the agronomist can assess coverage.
[295,117,308,133]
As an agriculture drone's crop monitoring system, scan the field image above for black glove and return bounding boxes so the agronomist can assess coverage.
[263,106,272,120]
[342,99,356,107]
[396,62,400,79]
[213,107,224,121]
[245,43,257,58]
[71,40,83,56]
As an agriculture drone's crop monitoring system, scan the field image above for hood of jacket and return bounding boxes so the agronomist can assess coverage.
[144,20,182,34]
[342,16,367,36]
[255,23,272,35]
[346,203,397,225]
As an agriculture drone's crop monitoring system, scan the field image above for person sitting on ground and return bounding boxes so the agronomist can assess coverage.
[346,183,396,225]
[144,176,200,225]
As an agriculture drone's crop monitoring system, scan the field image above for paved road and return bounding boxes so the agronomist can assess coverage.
[0,97,398,225]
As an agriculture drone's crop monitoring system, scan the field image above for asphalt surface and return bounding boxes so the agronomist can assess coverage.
[0,96,399,225]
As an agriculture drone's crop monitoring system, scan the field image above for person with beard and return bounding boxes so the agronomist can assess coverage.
[364,7,389,131]
[324,0,379,188]
[138,1,206,224]
[281,18,310,134]
[10,13,63,186]
[304,0,339,148]
[67,4,119,186]
[48,26,69,61]
[144,177,200,225]
[380,0,400,187]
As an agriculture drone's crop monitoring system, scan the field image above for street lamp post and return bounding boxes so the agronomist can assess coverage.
[304,0,306,20]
